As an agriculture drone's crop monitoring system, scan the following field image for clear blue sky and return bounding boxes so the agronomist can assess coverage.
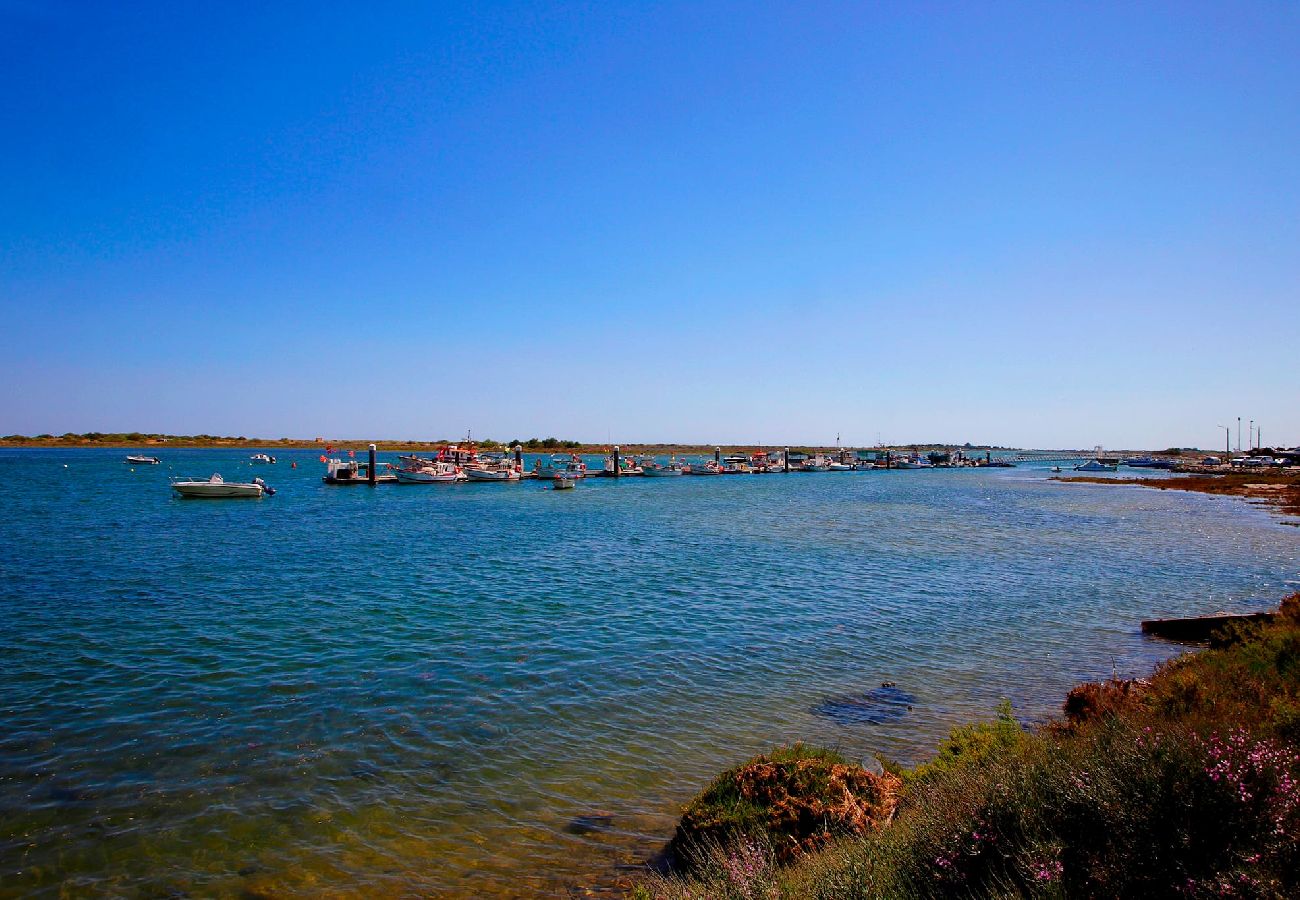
[2,2,1296,449]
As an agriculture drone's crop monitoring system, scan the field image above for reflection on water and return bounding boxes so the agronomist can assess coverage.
[0,450,1295,896]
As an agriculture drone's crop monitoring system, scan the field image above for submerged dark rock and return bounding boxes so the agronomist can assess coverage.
[812,685,917,725]
[566,812,615,835]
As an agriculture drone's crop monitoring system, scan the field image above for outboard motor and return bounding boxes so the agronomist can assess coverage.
[253,477,276,496]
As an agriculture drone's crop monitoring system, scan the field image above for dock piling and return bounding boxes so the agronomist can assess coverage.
[514,444,523,472]
[368,444,377,486]
[714,446,721,466]
[783,448,790,473]
[612,445,620,477]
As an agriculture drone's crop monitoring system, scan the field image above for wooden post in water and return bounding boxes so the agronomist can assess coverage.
[368,443,377,486]
[714,446,721,465]
[612,445,620,477]
[783,448,790,473]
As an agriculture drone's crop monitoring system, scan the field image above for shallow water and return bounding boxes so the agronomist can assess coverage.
[1,449,1296,897]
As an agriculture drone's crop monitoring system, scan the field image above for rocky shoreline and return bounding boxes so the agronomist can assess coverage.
[1056,470,1300,521]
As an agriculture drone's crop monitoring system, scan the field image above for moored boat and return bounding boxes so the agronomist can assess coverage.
[322,457,398,484]
[553,474,576,490]
[720,455,752,474]
[126,455,160,465]
[686,460,721,475]
[394,460,463,483]
[465,466,520,481]
[250,453,276,464]
[533,454,587,479]
[1074,459,1118,472]
[171,474,270,498]
[641,457,684,476]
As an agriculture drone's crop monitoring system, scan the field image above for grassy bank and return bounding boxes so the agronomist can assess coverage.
[636,595,1300,898]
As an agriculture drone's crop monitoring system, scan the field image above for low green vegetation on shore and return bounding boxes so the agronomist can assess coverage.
[637,595,1300,898]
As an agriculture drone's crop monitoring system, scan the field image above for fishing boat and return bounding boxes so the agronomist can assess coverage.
[322,457,398,484]
[600,452,643,476]
[641,457,684,476]
[800,456,831,472]
[720,455,752,474]
[465,465,520,482]
[553,474,576,490]
[393,460,462,483]
[533,454,587,479]
[686,459,721,475]
[171,474,271,498]
[826,461,853,471]
[125,455,160,465]
[250,453,276,464]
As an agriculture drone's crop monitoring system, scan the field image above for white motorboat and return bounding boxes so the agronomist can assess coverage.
[553,475,576,490]
[171,474,271,498]
[126,455,160,465]
[686,460,721,475]
[826,462,853,471]
[1074,459,1118,472]
[465,466,520,482]
[250,453,276,464]
[394,460,463,483]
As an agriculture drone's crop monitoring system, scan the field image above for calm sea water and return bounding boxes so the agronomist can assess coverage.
[1,449,1296,897]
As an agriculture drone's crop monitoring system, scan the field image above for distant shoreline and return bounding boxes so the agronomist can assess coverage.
[0,437,1018,455]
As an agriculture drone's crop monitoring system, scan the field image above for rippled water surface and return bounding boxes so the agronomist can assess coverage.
[1,449,1296,897]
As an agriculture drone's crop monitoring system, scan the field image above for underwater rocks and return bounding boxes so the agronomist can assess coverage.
[812,684,916,725]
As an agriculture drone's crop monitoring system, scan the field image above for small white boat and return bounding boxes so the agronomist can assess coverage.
[686,460,721,475]
[465,466,520,482]
[126,455,160,465]
[250,453,276,464]
[394,460,462,483]
[171,474,270,498]
[826,462,853,471]
[553,474,576,490]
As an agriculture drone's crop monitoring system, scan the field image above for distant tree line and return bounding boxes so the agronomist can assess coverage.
[508,437,584,450]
